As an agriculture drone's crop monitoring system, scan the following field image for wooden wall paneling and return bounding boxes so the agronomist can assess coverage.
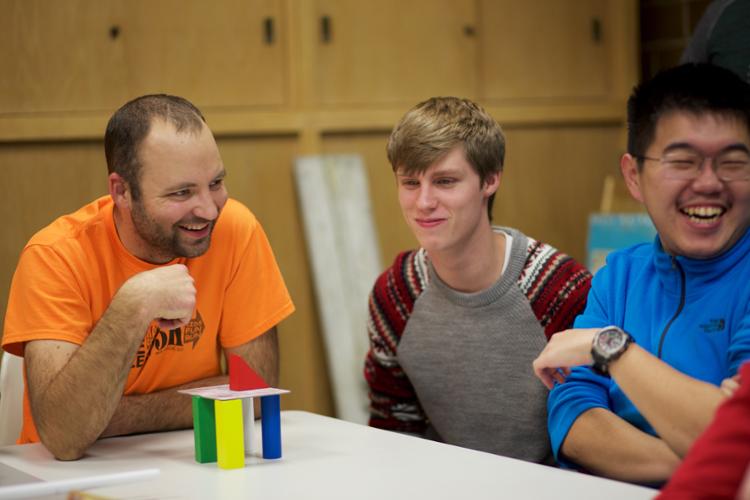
[311,0,477,106]
[0,142,108,331]
[493,124,625,262]
[477,0,611,101]
[600,173,646,213]
[321,133,419,267]
[215,135,334,417]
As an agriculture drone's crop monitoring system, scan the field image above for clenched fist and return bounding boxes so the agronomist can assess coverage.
[117,264,197,331]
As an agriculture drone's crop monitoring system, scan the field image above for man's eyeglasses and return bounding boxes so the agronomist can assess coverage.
[637,148,750,182]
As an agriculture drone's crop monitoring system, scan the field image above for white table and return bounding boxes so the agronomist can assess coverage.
[0,411,655,499]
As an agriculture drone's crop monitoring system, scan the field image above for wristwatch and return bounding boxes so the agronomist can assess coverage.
[591,326,633,376]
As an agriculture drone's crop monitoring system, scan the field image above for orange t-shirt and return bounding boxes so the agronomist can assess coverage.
[2,196,295,443]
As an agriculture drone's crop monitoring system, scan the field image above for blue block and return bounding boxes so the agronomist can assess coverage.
[261,395,282,459]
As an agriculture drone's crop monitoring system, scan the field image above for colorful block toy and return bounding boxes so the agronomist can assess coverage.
[180,356,290,469]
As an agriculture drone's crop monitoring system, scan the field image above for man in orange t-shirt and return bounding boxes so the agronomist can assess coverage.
[2,95,295,460]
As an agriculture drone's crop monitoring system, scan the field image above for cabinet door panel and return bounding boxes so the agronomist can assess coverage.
[0,1,128,113]
[478,0,611,101]
[313,0,476,106]
[119,0,286,108]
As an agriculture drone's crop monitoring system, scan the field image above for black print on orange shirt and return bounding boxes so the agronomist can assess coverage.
[131,311,205,369]
[699,318,725,333]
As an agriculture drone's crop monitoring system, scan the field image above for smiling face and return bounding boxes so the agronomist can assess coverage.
[397,146,499,256]
[622,111,750,259]
[113,119,228,263]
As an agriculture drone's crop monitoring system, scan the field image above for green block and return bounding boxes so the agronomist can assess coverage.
[192,396,217,463]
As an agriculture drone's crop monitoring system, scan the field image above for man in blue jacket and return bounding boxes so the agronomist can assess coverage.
[532,63,750,484]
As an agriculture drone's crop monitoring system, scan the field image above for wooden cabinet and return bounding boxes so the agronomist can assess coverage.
[477,0,612,101]
[0,1,126,113]
[119,0,285,109]
[308,0,630,106]
[0,0,633,115]
[310,0,476,106]
[0,0,285,114]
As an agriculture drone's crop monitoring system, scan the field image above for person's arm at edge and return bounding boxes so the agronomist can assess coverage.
[658,362,750,499]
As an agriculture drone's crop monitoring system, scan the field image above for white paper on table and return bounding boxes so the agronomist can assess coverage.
[179,384,289,400]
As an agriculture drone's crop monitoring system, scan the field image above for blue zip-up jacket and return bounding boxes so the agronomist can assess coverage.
[548,229,750,465]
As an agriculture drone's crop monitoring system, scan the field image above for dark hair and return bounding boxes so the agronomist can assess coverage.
[104,94,206,200]
[387,97,505,218]
[627,63,750,168]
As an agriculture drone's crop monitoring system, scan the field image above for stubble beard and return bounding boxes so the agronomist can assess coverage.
[131,200,214,262]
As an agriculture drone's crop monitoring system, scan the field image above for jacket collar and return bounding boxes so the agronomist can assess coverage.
[653,228,750,298]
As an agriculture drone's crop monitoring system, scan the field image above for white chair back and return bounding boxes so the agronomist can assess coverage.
[0,353,24,446]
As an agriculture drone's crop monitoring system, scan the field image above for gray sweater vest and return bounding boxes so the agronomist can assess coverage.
[398,228,552,463]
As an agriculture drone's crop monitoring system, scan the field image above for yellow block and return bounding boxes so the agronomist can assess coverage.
[215,399,245,469]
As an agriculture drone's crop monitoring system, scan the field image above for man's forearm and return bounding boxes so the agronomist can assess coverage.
[26,300,152,460]
[610,345,726,456]
[103,375,228,437]
[562,407,681,483]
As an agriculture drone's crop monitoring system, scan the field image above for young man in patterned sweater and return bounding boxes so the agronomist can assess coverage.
[364,97,592,463]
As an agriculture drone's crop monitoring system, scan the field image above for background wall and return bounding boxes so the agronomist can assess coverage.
[640,0,712,80]
[0,0,666,418]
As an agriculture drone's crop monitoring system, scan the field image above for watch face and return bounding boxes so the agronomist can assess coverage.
[595,328,626,355]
